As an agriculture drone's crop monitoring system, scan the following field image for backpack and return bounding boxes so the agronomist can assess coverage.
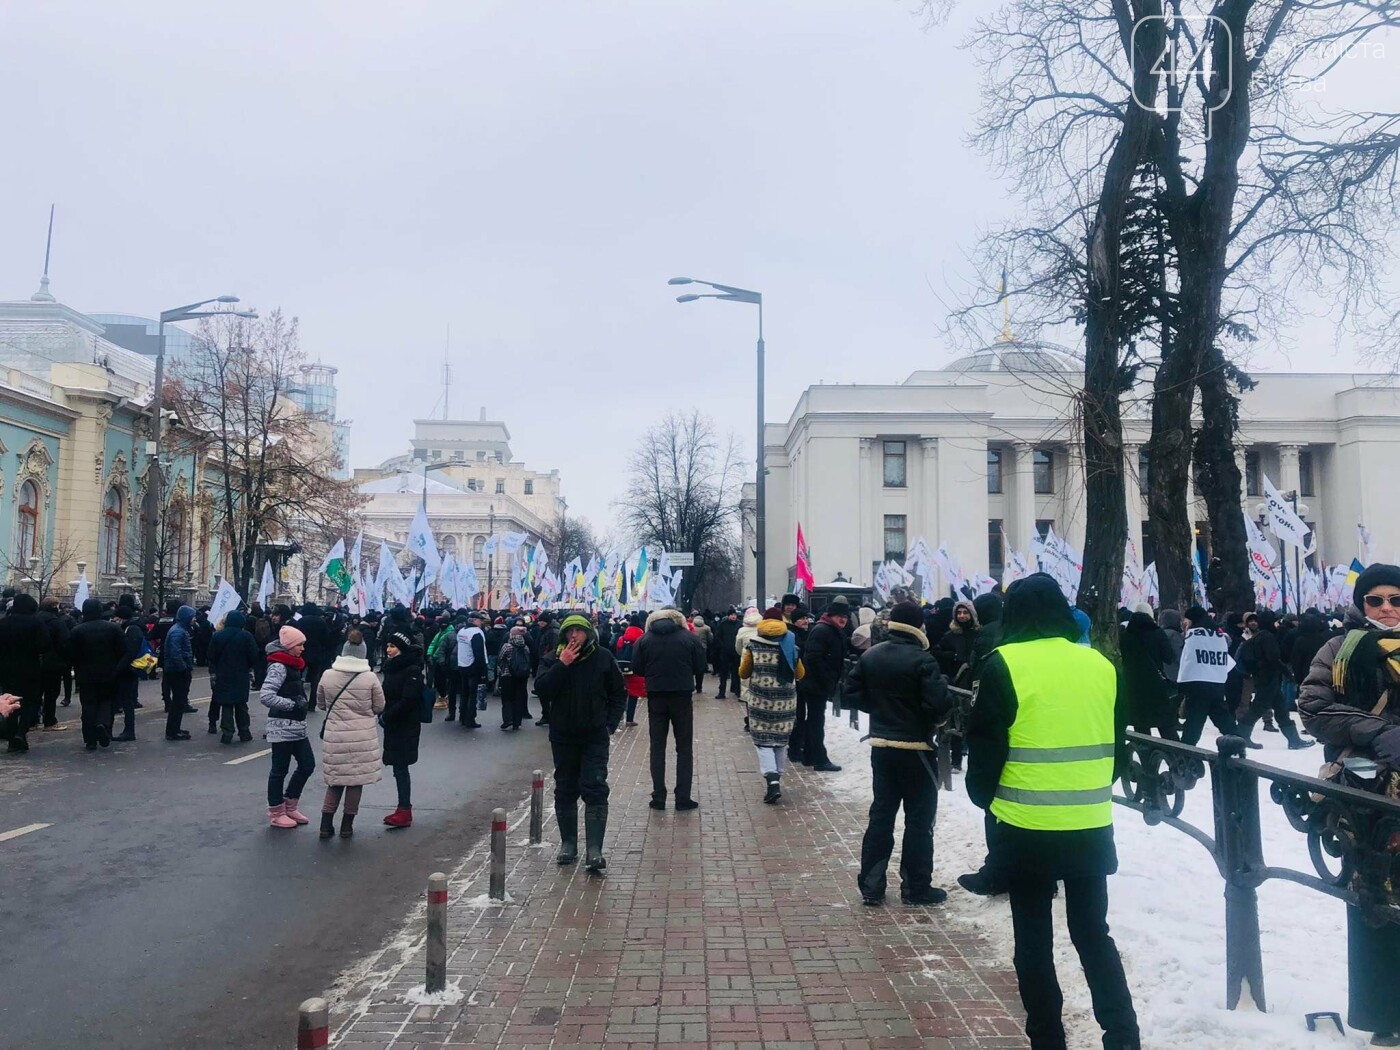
[616,636,636,671]
[507,642,531,679]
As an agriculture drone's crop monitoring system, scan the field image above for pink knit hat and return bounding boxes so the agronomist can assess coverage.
[279,625,307,648]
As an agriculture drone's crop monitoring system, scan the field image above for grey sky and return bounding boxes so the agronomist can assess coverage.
[0,1,1385,532]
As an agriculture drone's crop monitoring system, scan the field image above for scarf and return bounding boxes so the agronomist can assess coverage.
[1335,628,1400,703]
[267,649,306,671]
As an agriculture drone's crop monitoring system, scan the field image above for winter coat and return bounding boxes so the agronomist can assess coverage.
[380,647,424,767]
[1158,610,1185,683]
[533,617,626,734]
[499,635,532,680]
[1238,619,1284,699]
[799,617,847,700]
[631,609,707,694]
[297,608,334,672]
[163,607,196,673]
[692,621,714,661]
[615,626,647,699]
[714,616,741,664]
[1120,612,1176,727]
[0,595,47,700]
[845,622,951,745]
[1298,607,1400,763]
[37,608,71,671]
[736,612,762,704]
[1290,613,1334,686]
[67,611,127,686]
[209,611,259,705]
[260,645,309,743]
[738,617,804,747]
[317,655,385,786]
[935,601,979,681]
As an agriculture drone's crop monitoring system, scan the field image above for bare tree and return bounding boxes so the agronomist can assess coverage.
[619,411,745,611]
[544,511,601,570]
[166,311,365,601]
[0,531,83,601]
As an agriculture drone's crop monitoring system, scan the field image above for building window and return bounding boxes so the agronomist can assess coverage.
[987,449,1003,494]
[524,480,534,495]
[495,478,505,494]
[988,519,1005,576]
[1033,449,1055,494]
[100,487,122,575]
[1299,449,1315,497]
[16,480,39,564]
[1245,450,1261,497]
[169,504,187,577]
[882,440,907,487]
[495,452,504,464]
[477,451,486,462]
[466,478,479,492]
[1035,519,1054,542]
[883,514,907,561]
[1138,448,1150,493]
[452,450,464,462]
[431,448,442,461]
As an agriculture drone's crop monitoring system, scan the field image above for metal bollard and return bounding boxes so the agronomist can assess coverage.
[297,997,329,1050]
[529,770,544,845]
[489,807,507,900]
[426,872,448,994]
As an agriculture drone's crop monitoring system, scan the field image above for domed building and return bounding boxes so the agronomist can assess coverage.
[744,333,1400,604]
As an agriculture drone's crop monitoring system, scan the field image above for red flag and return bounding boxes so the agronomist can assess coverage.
[795,523,815,591]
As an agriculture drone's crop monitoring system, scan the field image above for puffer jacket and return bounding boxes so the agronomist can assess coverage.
[935,601,979,680]
[381,646,424,767]
[615,625,646,699]
[845,621,951,745]
[260,644,309,743]
[1298,607,1400,762]
[735,610,762,704]
[317,654,385,786]
[163,606,196,672]
[631,608,707,694]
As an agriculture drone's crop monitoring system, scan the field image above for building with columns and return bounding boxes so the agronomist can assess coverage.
[745,339,1400,603]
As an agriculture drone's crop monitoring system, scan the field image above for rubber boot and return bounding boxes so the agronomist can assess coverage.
[340,813,355,839]
[319,812,336,839]
[269,803,297,829]
[584,803,608,873]
[282,798,310,825]
[763,772,782,804]
[556,802,578,866]
[384,806,413,828]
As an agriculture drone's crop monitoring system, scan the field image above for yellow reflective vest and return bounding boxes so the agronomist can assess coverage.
[989,637,1118,832]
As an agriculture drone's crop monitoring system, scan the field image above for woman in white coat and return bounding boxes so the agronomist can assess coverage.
[316,631,386,839]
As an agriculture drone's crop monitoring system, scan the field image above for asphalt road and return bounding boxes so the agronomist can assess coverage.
[0,669,552,1050]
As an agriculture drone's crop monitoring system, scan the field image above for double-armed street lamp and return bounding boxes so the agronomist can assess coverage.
[668,276,766,602]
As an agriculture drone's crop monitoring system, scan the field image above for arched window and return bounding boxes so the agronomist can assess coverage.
[101,488,123,575]
[168,504,187,577]
[473,535,486,567]
[16,481,39,564]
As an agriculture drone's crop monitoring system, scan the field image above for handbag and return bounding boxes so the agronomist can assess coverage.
[1316,688,1390,792]
[319,673,362,740]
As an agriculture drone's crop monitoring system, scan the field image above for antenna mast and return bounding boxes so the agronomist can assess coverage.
[442,324,450,420]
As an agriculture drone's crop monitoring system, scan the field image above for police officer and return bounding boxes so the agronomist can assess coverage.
[965,573,1140,1050]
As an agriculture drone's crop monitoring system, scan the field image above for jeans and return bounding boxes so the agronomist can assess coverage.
[1008,875,1139,1050]
[219,701,251,738]
[40,667,63,726]
[790,690,830,765]
[550,726,611,809]
[1179,681,1238,746]
[756,745,788,777]
[858,747,937,901]
[647,691,695,803]
[393,763,412,808]
[267,738,316,805]
[164,669,192,737]
[77,681,116,746]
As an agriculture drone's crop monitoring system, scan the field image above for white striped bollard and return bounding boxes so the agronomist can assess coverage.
[529,770,544,845]
[489,807,507,900]
[297,997,328,1050]
[426,871,448,994]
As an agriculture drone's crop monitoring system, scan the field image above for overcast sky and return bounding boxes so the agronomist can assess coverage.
[1,1,1388,531]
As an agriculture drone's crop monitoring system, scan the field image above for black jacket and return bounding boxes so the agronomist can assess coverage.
[37,608,71,671]
[843,624,951,744]
[297,610,334,671]
[533,628,626,734]
[1289,614,1333,685]
[1239,625,1283,696]
[800,618,847,698]
[0,596,47,695]
[381,648,424,767]
[209,617,259,704]
[1120,612,1175,726]
[630,610,707,694]
[67,615,127,686]
[715,616,741,663]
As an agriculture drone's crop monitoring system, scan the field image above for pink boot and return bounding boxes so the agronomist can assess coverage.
[282,797,310,825]
[268,803,297,829]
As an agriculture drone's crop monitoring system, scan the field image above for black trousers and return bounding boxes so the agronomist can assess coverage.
[1008,875,1139,1050]
[164,669,192,737]
[790,690,830,765]
[112,675,138,735]
[78,681,116,746]
[715,658,740,698]
[457,666,482,724]
[858,747,937,901]
[219,701,251,737]
[62,666,73,702]
[550,726,611,809]
[267,738,315,805]
[40,668,63,726]
[393,763,412,808]
[647,691,695,803]
[501,677,529,728]
[1179,681,1238,746]
[1240,682,1304,742]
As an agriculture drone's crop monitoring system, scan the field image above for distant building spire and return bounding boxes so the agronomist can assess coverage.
[30,204,56,302]
[996,260,1013,343]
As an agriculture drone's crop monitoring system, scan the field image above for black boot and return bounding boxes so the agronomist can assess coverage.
[1283,720,1316,749]
[763,772,781,804]
[339,814,355,839]
[956,868,1008,897]
[319,812,336,839]
[584,803,607,873]
[556,803,578,865]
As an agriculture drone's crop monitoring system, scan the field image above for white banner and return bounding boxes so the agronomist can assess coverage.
[257,559,275,609]
[209,578,242,628]
[406,504,440,585]
[1263,474,1310,550]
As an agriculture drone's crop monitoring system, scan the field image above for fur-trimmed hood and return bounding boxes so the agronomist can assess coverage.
[887,620,930,650]
[948,600,980,634]
[645,607,689,635]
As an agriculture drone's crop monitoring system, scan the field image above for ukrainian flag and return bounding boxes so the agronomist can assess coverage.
[1347,558,1366,588]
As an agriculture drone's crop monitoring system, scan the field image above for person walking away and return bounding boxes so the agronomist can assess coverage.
[429,615,458,715]
[965,573,1140,1050]
[499,625,533,730]
[163,605,196,740]
[455,613,486,729]
[736,607,762,730]
[209,610,259,744]
[485,616,507,696]
[192,608,213,667]
[630,607,708,811]
[1290,609,1333,690]
[37,596,71,732]
[714,608,741,699]
[691,614,714,694]
[296,602,334,704]
[1175,606,1251,747]
[381,630,425,829]
[1158,609,1185,684]
[67,598,126,751]
[1120,604,1180,740]
[262,626,315,828]
[316,631,384,839]
[615,618,645,727]
[1238,608,1315,749]
[111,594,147,741]
[845,600,952,905]
[359,612,380,671]
[738,606,804,803]
[533,614,626,872]
[1299,564,1400,1046]
[791,594,850,772]
[0,593,47,751]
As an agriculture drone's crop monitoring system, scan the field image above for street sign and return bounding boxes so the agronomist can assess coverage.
[668,552,695,567]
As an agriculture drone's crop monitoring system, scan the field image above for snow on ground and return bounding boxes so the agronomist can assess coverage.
[402,979,466,1006]
[824,716,1365,1050]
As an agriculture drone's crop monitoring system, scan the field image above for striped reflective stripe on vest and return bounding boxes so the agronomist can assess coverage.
[1005,743,1117,763]
[994,785,1114,806]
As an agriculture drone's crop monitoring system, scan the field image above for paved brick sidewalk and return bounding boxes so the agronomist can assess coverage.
[329,698,1027,1049]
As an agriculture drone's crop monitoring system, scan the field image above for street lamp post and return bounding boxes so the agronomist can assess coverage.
[421,462,453,604]
[669,277,765,603]
[141,296,256,608]
[487,503,496,610]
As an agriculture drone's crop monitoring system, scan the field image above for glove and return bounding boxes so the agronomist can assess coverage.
[290,701,310,721]
[1374,727,1400,769]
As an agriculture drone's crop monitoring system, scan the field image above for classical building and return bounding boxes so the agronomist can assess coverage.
[746,339,1400,602]
[354,414,564,607]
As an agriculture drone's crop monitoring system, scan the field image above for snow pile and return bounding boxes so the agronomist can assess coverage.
[402,978,466,1006]
[824,716,1369,1049]
[459,891,515,908]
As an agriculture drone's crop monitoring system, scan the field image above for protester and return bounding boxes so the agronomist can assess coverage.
[1176,606,1249,748]
[738,606,804,803]
[380,630,424,829]
[67,598,126,752]
[262,626,314,829]
[1298,564,1400,1047]
[615,615,645,727]
[112,594,146,741]
[37,596,71,731]
[161,605,196,740]
[1121,603,1179,740]
[209,609,259,744]
[965,573,1139,1050]
[297,602,335,702]
[1238,608,1315,749]
[0,593,47,751]
[498,624,533,730]
[454,612,486,729]
[791,594,849,772]
[934,599,979,682]
[631,607,708,811]
[714,607,741,699]
[316,631,384,839]
[845,600,952,906]
[533,614,626,872]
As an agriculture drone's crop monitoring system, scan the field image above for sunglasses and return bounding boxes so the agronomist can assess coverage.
[1364,594,1400,609]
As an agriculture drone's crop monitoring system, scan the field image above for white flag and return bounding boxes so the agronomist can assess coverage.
[1244,512,1279,585]
[257,560,275,608]
[74,569,91,608]
[373,541,396,603]
[406,504,440,584]
[459,560,480,605]
[209,578,242,628]
[499,531,528,555]
[1263,475,1310,549]
[349,530,363,578]
[439,552,459,607]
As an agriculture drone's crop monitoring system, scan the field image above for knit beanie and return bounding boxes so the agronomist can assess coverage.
[889,601,924,629]
[387,630,414,652]
[1354,564,1400,610]
[278,625,307,648]
[341,638,368,660]
[742,608,761,627]
[763,606,785,620]
[1184,605,1209,625]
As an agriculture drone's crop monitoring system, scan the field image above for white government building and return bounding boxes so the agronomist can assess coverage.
[745,339,1400,602]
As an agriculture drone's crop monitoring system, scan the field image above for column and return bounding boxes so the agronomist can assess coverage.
[1062,442,1087,551]
[919,438,939,545]
[1123,443,1143,552]
[858,439,873,583]
[1011,441,1036,553]
[1277,444,1302,499]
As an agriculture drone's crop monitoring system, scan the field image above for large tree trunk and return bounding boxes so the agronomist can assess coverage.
[1194,352,1254,611]
[1143,365,1195,609]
